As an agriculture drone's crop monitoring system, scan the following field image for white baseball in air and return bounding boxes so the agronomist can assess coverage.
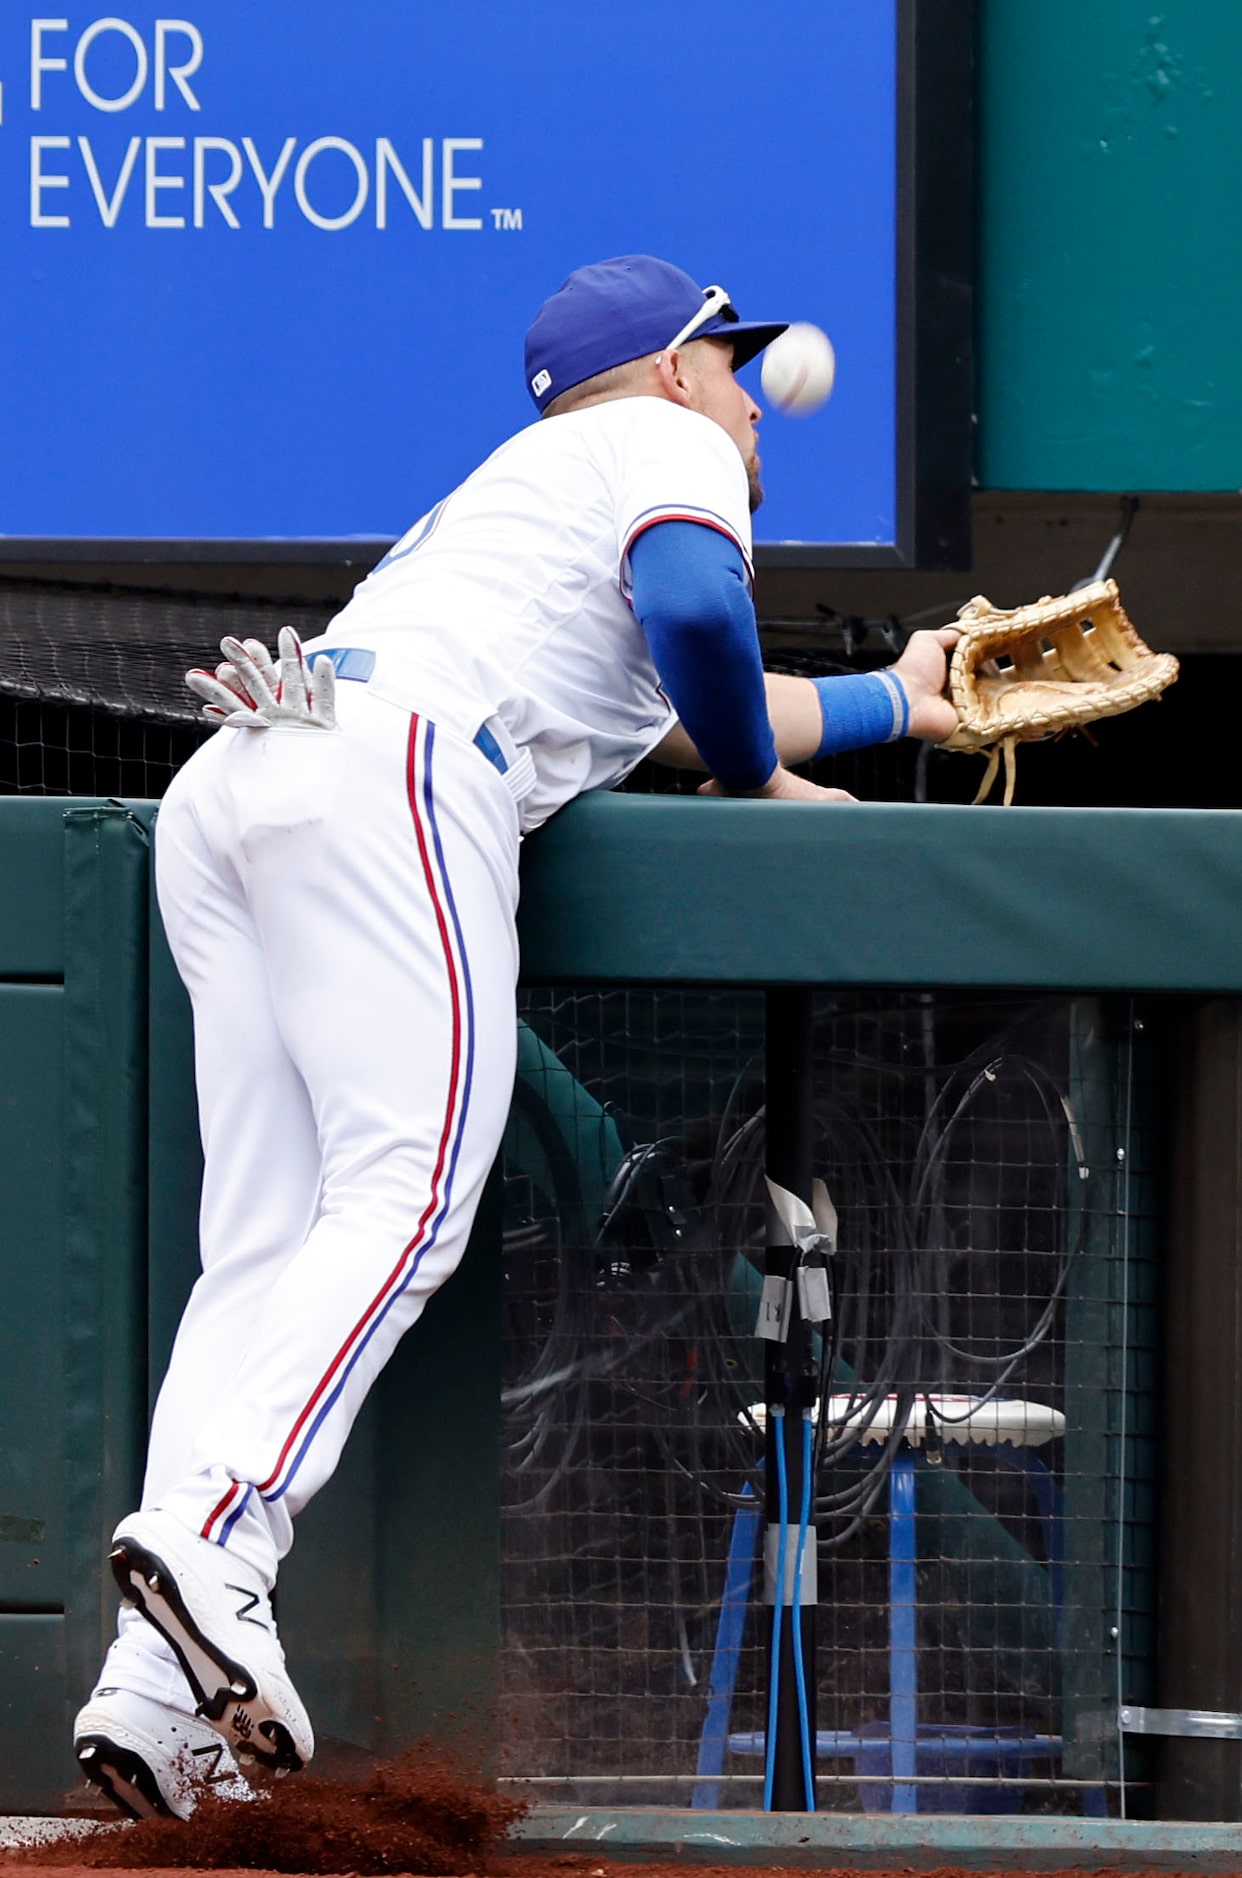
[760,322,836,416]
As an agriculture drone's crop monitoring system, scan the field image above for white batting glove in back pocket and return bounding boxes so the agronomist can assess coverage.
[187,627,337,732]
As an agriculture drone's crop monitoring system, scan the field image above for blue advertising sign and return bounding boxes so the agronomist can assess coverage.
[0,4,911,552]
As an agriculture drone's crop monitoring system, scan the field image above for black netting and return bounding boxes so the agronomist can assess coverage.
[0,575,1233,808]
[0,579,337,796]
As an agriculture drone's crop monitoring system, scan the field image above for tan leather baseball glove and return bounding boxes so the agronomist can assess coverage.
[941,579,1179,804]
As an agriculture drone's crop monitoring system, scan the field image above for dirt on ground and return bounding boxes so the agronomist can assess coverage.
[0,1761,1217,1878]
[1,1756,521,1878]
[0,1865,1218,1878]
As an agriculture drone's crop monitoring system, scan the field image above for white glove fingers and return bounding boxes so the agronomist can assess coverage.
[277,626,311,713]
[188,629,336,731]
[242,638,281,694]
[216,639,262,707]
[214,661,260,707]
[308,654,337,729]
[219,634,279,712]
[187,668,254,715]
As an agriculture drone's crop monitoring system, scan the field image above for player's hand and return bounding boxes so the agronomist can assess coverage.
[186,627,337,731]
[889,626,961,743]
[698,766,857,803]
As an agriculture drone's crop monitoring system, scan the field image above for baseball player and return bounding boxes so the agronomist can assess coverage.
[73,255,959,1818]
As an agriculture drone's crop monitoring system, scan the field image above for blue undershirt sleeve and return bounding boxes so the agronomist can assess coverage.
[628,520,778,792]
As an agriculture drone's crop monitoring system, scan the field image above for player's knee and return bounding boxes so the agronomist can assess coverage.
[321,1146,477,1251]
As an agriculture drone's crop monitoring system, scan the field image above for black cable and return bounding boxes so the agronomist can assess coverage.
[500,994,1083,1573]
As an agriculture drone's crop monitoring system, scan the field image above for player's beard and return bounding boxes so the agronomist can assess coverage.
[746,454,764,513]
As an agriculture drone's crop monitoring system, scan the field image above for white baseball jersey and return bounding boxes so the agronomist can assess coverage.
[307,396,754,832]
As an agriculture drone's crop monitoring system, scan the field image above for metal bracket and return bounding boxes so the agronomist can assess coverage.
[764,1524,819,1606]
[1120,1705,1242,1740]
[795,1264,832,1324]
[755,1274,792,1343]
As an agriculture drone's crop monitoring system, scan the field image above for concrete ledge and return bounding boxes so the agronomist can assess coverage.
[514,1805,1242,1870]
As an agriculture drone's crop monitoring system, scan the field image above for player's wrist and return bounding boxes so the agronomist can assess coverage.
[890,627,961,741]
[735,762,783,797]
[906,692,959,743]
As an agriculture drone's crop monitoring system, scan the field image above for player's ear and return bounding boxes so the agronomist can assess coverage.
[653,347,696,409]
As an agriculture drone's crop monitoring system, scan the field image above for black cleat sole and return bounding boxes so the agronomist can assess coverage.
[77,1735,170,1821]
[108,1539,301,1774]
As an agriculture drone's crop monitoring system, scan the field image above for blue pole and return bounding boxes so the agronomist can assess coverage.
[692,1486,762,1810]
[763,985,819,1811]
[889,1452,918,1813]
[791,1411,817,1809]
[763,1408,790,1812]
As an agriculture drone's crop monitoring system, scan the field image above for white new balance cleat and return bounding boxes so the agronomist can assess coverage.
[74,1687,252,1819]
[109,1508,314,1774]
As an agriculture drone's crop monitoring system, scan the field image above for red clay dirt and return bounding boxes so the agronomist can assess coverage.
[0,1865,1217,1878]
[1,1756,521,1878]
[0,1762,1216,1877]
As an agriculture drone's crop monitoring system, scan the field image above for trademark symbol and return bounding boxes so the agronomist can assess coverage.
[490,207,522,230]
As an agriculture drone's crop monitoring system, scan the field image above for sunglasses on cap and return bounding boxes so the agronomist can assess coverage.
[659,283,739,356]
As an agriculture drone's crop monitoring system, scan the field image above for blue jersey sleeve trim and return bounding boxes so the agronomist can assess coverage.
[622,506,753,594]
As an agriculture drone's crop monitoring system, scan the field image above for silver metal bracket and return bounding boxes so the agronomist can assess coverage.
[795,1264,832,1324]
[755,1274,792,1342]
[1119,1705,1242,1740]
[764,1524,819,1606]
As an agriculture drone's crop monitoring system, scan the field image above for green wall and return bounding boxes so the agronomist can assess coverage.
[978,0,1242,490]
[0,804,502,1811]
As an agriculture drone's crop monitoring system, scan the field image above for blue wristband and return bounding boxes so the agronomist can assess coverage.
[811,671,909,757]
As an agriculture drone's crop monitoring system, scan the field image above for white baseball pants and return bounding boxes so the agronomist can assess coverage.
[100,682,521,1707]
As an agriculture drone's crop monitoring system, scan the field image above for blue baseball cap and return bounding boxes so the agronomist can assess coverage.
[524,255,788,414]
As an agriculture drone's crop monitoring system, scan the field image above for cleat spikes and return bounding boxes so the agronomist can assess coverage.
[108,1511,313,1771]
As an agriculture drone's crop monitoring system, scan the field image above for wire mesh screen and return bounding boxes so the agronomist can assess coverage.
[0,581,337,796]
[499,990,1158,1815]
